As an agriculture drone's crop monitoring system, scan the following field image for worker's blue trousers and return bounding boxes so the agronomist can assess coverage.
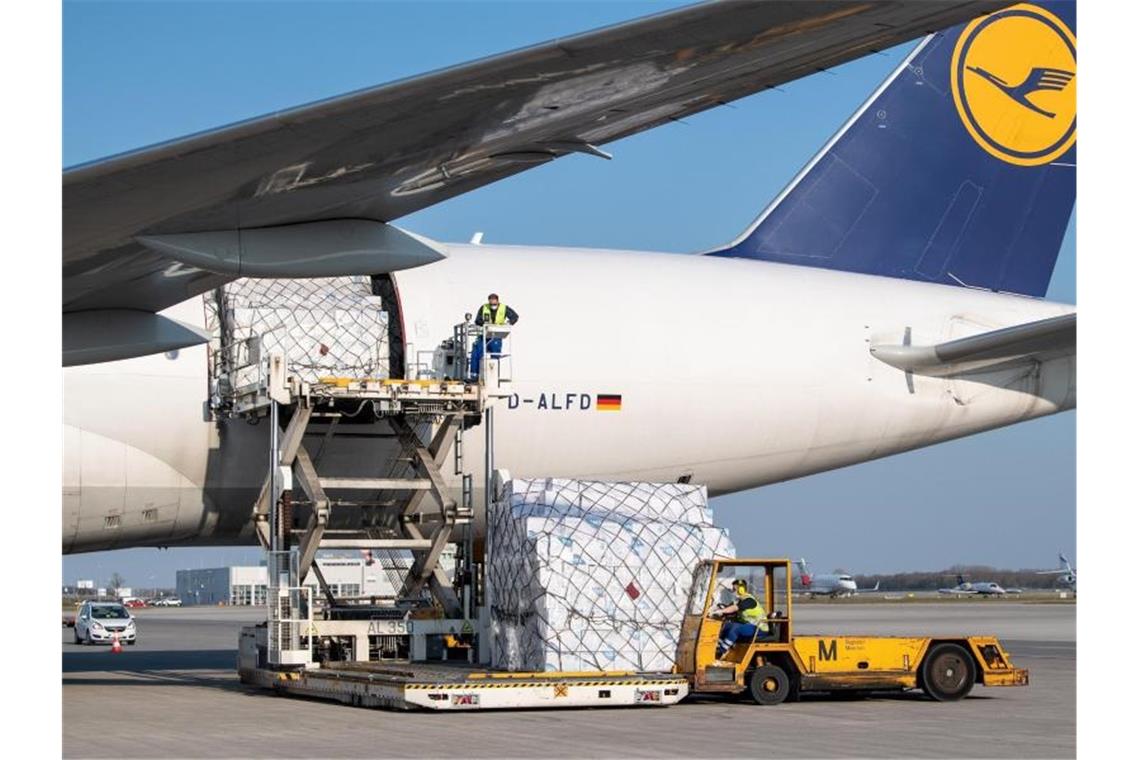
[469,337,502,378]
[719,621,761,647]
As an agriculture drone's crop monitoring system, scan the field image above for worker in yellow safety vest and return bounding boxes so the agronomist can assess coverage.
[712,578,770,658]
[468,293,519,380]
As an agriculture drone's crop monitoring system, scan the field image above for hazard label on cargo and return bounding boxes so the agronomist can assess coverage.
[451,693,480,707]
[461,620,474,635]
[553,683,569,698]
[636,689,661,703]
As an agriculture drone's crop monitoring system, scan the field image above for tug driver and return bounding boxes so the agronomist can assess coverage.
[712,578,769,658]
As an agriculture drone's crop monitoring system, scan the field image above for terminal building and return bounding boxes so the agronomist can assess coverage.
[175,550,455,606]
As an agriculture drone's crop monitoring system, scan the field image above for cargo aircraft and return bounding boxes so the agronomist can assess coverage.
[63,2,1076,553]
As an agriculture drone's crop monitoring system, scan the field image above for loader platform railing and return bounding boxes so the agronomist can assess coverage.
[207,315,510,419]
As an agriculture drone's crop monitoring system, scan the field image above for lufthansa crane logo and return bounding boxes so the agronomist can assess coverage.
[950,4,1076,166]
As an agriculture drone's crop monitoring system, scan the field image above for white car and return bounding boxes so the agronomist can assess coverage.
[151,597,182,607]
[74,601,137,645]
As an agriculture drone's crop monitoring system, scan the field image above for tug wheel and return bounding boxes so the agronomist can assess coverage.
[748,665,790,706]
[921,643,976,702]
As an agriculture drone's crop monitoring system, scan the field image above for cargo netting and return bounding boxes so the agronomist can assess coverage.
[488,479,735,673]
[205,276,389,387]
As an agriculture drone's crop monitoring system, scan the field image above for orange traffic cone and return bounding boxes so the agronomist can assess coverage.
[111,633,122,654]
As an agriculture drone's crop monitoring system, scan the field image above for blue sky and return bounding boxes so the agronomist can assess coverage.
[62,1,1075,586]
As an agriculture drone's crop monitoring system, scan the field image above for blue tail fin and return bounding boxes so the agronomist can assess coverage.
[709,1,1075,298]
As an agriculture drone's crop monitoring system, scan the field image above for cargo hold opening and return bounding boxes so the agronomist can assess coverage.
[372,273,406,380]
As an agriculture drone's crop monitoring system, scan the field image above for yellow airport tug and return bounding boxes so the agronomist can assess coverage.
[678,558,1029,704]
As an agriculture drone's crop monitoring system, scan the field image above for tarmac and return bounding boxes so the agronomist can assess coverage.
[62,602,1075,758]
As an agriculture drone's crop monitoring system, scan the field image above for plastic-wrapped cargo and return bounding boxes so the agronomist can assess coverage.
[207,276,388,385]
[488,479,735,673]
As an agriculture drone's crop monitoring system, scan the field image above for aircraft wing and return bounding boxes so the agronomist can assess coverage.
[870,313,1076,376]
[64,0,1002,365]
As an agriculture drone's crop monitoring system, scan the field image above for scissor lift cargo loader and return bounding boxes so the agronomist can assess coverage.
[216,317,689,710]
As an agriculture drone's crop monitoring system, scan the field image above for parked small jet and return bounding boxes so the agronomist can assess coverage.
[795,559,879,598]
[1037,552,1076,592]
[938,574,1022,597]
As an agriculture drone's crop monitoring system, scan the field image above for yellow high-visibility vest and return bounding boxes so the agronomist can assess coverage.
[481,303,508,325]
[735,592,769,631]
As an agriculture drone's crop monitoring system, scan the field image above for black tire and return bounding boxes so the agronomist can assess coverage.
[921,643,976,702]
[748,665,790,706]
[73,629,81,645]
[127,640,136,646]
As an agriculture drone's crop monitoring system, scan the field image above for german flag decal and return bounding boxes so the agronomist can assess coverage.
[596,394,622,412]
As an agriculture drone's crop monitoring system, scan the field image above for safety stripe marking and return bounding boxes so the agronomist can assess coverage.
[402,679,683,690]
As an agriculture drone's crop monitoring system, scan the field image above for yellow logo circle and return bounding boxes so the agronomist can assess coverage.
[950,4,1076,166]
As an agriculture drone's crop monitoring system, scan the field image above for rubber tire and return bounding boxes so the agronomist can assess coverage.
[921,643,976,702]
[748,665,791,706]
[127,640,136,646]
[73,628,82,645]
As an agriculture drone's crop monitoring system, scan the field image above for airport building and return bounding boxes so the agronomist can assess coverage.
[175,550,454,606]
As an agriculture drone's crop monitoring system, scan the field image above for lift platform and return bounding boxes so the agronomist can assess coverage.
[238,627,687,710]
[219,314,692,710]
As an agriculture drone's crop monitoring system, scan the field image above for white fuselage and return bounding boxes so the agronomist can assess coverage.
[62,243,1075,552]
[939,582,1007,596]
[802,576,859,597]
